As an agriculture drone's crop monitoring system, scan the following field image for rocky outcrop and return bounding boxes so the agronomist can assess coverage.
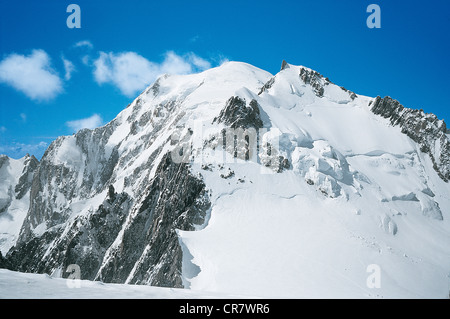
[299,67,326,97]
[96,153,210,287]
[299,67,356,100]
[280,60,289,70]
[5,189,132,279]
[0,156,12,214]
[0,251,8,268]
[371,96,449,182]
[0,155,38,214]
[258,77,275,95]
[259,142,291,173]
[213,96,264,129]
[14,155,39,200]
[4,152,210,287]
[17,122,121,244]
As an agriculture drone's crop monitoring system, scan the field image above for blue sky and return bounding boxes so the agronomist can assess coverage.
[0,0,449,159]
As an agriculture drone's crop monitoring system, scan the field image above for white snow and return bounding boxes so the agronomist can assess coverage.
[0,269,251,299]
[179,156,450,298]
[175,62,450,299]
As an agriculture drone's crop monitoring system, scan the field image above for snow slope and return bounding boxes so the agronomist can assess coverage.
[177,63,450,298]
[0,269,249,299]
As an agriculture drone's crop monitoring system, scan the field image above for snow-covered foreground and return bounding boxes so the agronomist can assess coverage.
[0,269,252,299]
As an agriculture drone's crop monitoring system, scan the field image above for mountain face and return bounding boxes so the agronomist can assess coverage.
[0,154,38,254]
[371,96,450,182]
[1,61,450,298]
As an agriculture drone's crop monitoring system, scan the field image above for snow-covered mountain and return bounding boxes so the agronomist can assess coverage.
[0,154,38,254]
[1,61,449,298]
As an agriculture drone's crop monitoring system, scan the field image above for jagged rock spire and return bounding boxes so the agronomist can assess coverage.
[281,60,289,70]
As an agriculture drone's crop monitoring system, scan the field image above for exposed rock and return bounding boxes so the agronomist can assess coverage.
[339,86,357,100]
[259,142,291,173]
[96,153,210,287]
[258,77,275,95]
[220,168,235,179]
[371,96,450,182]
[4,152,210,288]
[5,190,131,278]
[0,251,9,269]
[299,67,325,97]
[14,155,39,200]
[18,122,120,244]
[281,60,289,70]
[0,154,39,215]
[108,185,116,202]
[213,96,264,129]
[299,67,357,100]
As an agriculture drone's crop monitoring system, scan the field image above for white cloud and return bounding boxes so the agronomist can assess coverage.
[62,56,75,80]
[74,40,93,49]
[219,57,230,65]
[81,55,91,66]
[0,126,6,133]
[92,51,213,97]
[160,51,193,75]
[66,114,103,132]
[187,53,211,70]
[189,35,200,43]
[0,49,63,101]
[93,51,158,97]
[20,113,27,123]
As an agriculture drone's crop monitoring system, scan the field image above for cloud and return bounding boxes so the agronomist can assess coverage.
[92,51,212,97]
[189,35,200,43]
[0,49,63,101]
[0,126,6,133]
[20,113,27,123]
[0,141,48,159]
[159,51,193,75]
[81,55,91,66]
[187,53,211,70]
[62,56,76,80]
[93,51,158,97]
[66,114,103,132]
[74,40,93,49]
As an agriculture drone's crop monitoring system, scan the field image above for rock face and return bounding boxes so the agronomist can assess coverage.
[0,251,8,268]
[96,153,209,286]
[258,77,275,95]
[6,152,209,287]
[299,67,357,101]
[371,96,450,182]
[14,155,39,201]
[300,67,326,97]
[0,154,39,253]
[0,155,38,215]
[6,190,132,280]
[213,96,264,129]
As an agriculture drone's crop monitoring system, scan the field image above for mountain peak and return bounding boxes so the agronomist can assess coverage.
[1,60,449,298]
